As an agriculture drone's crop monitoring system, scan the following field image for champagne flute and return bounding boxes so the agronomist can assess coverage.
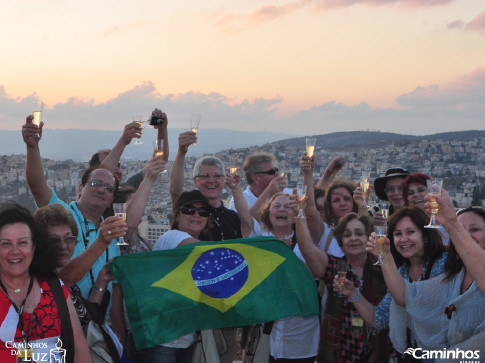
[424,178,443,229]
[133,115,145,145]
[305,137,316,157]
[152,139,168,174]
[360,172,371,208]
[298,185,307,217]
[229,154,239,175]
[379,201,389,221]
[337,259,348,297]
[112,203,129,246]
[190,114,201,146]
[373,225,387,266]
[32,98,43,140]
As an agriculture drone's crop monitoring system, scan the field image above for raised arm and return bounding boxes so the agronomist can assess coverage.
[100,121,141,176]
[433,190,485,293]
[295,215,328,278]
[315,155,346,189]
[368,233,406,305]
[22,116,52,207]
[225,171,253,237]
[169,131,197,205]
[126,156,166,234]
[58,216,126,287]
[300,153,325,244]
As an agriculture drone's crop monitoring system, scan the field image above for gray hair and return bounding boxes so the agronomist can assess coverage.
[242,152,277,184]
[192,155,225,179]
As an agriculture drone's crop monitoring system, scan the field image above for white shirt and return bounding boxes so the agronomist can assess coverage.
[255,230,320,359]
[293,221,344,261]
[152,230,198,348]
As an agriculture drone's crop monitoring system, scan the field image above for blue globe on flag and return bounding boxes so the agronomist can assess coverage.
[191,248,249,298]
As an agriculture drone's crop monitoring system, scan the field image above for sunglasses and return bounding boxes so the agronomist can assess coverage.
[180,205,211,217]
[254,167,279,176]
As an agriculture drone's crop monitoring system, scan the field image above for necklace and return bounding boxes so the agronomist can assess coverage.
[0,276,34,343]
[1,278,29,293]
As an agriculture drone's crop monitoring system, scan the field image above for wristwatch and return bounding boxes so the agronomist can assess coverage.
[93,285,105,292]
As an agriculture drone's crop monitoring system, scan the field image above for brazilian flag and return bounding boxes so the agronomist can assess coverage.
[108,236,318,350]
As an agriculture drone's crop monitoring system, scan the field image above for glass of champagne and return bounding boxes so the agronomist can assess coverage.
[32,98,43,140]
[229,154,238,175]
[190,114,201,146]
[360,172,371,208]
[152,139,168,174]
[112,203,128,246]
[305,137,316,157]
[337,259,348,297]
[373,225,387,266]
[298,185,307,218]
[379,201,389,221]
[424,178,443,229]
[133,115,145,145]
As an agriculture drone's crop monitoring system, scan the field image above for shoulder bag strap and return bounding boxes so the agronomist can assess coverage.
[47,277,74,363]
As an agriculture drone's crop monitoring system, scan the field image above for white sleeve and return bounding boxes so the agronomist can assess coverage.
[153,230,193,251]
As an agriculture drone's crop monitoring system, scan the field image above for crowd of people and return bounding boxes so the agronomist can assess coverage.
[0,110,483,363]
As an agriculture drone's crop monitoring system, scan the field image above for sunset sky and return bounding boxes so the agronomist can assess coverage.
[1,0,484,136]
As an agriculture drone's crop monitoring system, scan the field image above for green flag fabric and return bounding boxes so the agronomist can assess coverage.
[108,236,318,350]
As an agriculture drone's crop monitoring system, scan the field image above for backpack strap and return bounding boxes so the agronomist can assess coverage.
[47,277,74,363]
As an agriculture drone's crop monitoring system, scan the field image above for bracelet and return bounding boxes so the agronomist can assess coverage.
[348,288,360,303]
[93,285,105,293]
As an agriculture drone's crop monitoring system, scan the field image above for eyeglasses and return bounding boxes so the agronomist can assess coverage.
[385,186,403,193]
[254,167,279,175]
[180,205,211,217]
[49,235,78,245]
[88,179,115,194]
[195,173,224,180]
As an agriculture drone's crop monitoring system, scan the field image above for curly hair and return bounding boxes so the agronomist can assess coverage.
[333,212,373,248]
[387,207,445,267]
[33,204,78,237]
[323,178,358,226]
[0,202,58,279]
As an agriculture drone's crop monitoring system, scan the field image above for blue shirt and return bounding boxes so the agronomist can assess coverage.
[45,188,121,298]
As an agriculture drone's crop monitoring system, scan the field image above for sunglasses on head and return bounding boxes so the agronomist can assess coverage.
[180,205,211,217]
[254,167,279,176]
[457,206,485,216]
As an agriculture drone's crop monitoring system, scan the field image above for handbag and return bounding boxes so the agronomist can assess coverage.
[243,323,273,363]
[84,320,122,363]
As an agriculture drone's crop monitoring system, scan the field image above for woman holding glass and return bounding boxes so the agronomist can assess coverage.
[376,192,485,358]
[339,207,447,357]
[249,191,320,362]
[403,173,449,245]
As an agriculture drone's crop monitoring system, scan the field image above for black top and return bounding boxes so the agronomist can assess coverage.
[200,202,242,241]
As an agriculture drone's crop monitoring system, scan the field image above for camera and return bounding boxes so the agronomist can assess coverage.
[149,114,164,127]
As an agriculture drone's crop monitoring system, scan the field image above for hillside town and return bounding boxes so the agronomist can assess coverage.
[2,134,485,248]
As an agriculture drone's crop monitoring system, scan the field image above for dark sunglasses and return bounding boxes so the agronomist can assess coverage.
[180,205,211,217]
[254,167,279,176]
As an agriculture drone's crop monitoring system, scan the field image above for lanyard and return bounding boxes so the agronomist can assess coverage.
[0,276,34,343]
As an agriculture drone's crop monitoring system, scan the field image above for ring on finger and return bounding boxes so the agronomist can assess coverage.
[107,230,112,236]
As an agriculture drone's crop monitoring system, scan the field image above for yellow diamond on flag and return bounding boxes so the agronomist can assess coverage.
[152,243,285,312]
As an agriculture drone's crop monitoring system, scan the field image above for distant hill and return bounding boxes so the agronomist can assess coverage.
[273,130,485,150]
[1,129,484,161]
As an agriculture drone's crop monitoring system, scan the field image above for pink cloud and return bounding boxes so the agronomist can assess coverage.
[213,0,454,31]
[466,9,485,34]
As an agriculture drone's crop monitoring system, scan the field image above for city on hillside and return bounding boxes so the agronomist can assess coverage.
[2,134,484,248]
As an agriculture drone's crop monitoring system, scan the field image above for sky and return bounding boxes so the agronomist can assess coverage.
[1,0,485,137]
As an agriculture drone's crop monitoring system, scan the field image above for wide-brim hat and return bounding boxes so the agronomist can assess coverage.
[175,189,211,210]
[373,167,410,201]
